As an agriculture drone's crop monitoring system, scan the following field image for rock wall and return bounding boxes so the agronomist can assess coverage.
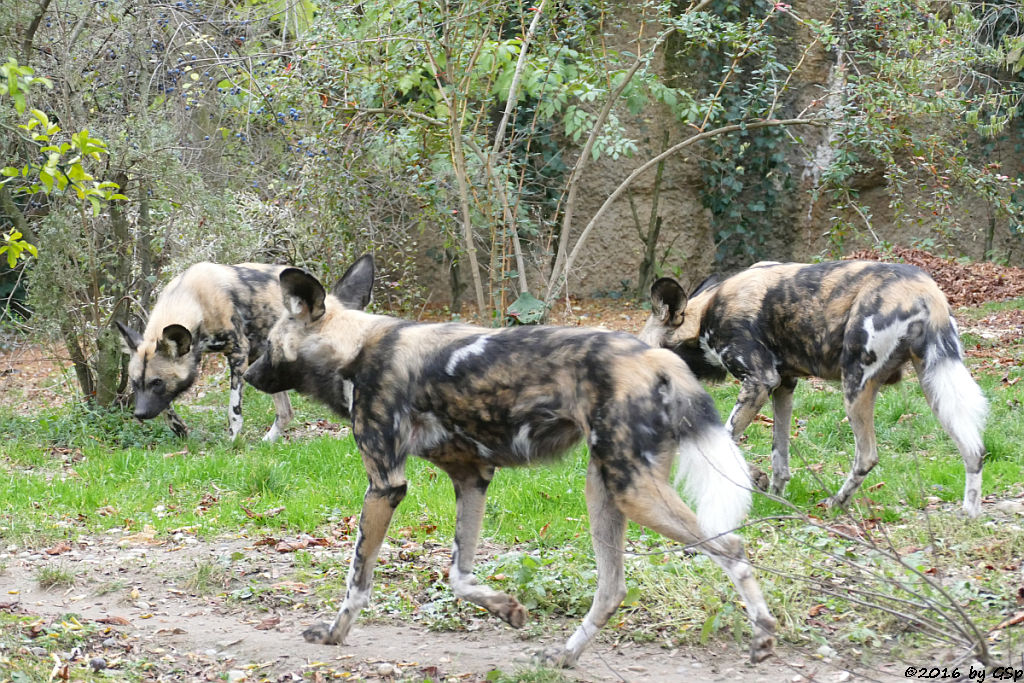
[559,2,1024,298]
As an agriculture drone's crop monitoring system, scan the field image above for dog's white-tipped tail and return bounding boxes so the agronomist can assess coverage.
[676,426,752,539]
[920,358,988,458]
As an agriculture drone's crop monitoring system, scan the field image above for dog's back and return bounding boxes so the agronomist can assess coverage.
[143,262,286,359]
[676,261,954,383]
[643,259,987,517]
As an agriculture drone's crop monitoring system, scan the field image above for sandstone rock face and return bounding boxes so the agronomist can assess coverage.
[559,2,1023,297]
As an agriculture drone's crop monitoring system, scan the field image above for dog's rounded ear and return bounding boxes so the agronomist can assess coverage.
[158,324,193,358]
[280,267,327,322]
[333,254,375,310]
[650,277,687,328]
[115,320,143,352]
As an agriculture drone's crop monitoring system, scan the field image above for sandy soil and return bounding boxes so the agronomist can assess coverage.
[1,530,914,682]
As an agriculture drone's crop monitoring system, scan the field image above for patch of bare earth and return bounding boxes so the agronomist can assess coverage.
[1,530,912,683]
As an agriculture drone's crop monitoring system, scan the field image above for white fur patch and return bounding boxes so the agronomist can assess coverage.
[396,411,451,455]
[511,424,532,460]
[285,294,307,317]
[675,426,752,539]
[446,336,490,375]
[413,412,451,452]
[229,385,244,438]
[921,359,988,457]
[699,334,729,372]
[861,313,925,386]
[342,380,354,412]
[724,403,742,435]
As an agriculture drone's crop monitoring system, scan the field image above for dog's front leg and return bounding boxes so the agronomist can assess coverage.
[303,480,407,645]
[226,350,247,440]
[163,406,188,439]
[262,392,294,443]
[728,371,779,492]
[444,464,527,627]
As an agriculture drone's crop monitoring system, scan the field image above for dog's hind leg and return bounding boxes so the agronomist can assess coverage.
[615,472,775,664]
[914,356,988,518]
[827,377,882,510]
[163,406,188,438]
[768,377,798,496]
[303,476,408,646]
[262,392,293,443]
[440,462,528,626]
[541,459,628,668]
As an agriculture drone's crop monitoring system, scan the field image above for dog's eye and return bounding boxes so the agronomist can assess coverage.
[149,378,165,392]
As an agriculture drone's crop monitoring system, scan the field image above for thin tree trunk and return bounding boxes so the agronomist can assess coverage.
[450,120,487,315]
[635,131,669,298]
[94,173,131,406]
[20,0,54,63]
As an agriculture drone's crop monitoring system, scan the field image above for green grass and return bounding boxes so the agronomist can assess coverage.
[2,356,1023,669]
[36,564,76,590]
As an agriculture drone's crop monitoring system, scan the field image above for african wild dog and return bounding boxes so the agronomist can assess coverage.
[640,260,989,517]
[116,262,370,441]
[243,256,777,666]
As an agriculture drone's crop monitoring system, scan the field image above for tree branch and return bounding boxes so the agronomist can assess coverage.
[545,117,826,304]
[544,37,666,303]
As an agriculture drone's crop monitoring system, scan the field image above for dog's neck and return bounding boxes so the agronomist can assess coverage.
[679,287,716,341]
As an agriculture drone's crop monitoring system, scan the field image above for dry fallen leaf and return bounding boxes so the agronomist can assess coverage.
[96,615,132,626]
[254,616,281,630]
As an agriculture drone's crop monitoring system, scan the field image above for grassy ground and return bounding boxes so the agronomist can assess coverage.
[1,299,1023,680]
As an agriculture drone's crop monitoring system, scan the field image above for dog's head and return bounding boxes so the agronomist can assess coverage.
[244,255,375,396]
[639,277,690,349]
[116,321,199,420]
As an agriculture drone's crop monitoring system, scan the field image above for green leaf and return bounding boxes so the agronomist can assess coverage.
[39,169,54,193]
[699,611,718,645]
[505,292,547,325]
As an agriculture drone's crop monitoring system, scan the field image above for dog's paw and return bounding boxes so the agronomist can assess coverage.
[749,632,775,663]
[302,622,338,645]
[749,465,770,492]
[749,616,776,663]
[497,596,528,628]
[529,646,576,669]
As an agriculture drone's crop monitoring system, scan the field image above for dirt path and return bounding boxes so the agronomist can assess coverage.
[1,532,913,682]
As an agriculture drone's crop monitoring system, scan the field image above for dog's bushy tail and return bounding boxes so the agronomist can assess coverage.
[671,417,753,544]
[676,424,752,539]
[918,323,988,457]
[652,352,752,539]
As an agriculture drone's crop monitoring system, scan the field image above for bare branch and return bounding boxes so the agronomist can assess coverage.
[545,117,826,304]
